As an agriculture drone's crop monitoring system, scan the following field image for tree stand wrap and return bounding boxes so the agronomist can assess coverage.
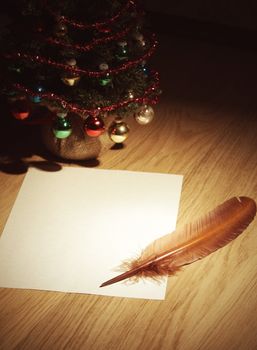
[41,113,112,160]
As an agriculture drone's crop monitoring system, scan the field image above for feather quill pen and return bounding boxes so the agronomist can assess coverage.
[100,196,256,287]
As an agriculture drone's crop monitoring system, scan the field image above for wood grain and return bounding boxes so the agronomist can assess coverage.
[0,35,257,350]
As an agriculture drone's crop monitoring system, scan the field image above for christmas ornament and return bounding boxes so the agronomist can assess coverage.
[135,105,154,125]
[140,61,149,76]
[61,58,81,86]
[30,84,44,103]
[11,99,30,120]
[84,115,105,137]
[42,114,103,160]
[6,91,20,103]
[53,111,72,139]
[99,63,112,86]
[134,32,146,47]
[108,118,130,143]
[54,22,68,37]
[127,90,135,99]
[8,64,22,74]
[99,62,109,71]
[116,41,128,61]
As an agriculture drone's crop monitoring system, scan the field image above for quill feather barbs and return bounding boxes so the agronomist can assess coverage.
[100,196,256,287]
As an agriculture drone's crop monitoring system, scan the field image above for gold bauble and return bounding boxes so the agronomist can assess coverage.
[61,58,80,86]
[108,118,130,143]
[135,105,154,125]
[61,76,81,86]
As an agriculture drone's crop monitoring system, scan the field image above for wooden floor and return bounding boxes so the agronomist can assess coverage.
[0,28,257,350]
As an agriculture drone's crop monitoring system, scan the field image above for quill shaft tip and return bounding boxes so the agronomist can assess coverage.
[99,271,131,288]
[100,264,148,287]
[99,281,112,288]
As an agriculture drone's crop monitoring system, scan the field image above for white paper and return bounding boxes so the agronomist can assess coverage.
[0,167,183,300]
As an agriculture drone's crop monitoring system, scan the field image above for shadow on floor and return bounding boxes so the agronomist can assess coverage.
[0,102,100,175]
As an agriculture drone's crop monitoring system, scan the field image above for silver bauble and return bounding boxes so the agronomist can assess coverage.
[135,105,154,125]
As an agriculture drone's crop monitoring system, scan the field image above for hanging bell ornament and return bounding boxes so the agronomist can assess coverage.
[61,58,81,86]
[108,118,130,143]
[99,63,112,86]
[116,41,128,61]
[53,111,72,139]
[135,105,155,125]
[54,21,68,37]
[84,115,105,137]
[11,99,30,120]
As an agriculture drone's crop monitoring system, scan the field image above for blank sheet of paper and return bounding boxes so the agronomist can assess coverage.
[0,167,183,300]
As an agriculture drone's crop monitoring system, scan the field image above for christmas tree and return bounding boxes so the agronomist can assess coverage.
[1,0,160,160]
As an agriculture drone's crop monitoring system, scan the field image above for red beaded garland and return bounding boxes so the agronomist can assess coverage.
[45,25,132,53]
[44,0,135,31]
[5,0,160,133]
[5,34,157,78]
[13,70,159,116]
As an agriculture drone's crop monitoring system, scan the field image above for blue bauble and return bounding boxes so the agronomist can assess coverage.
[32,95,42,103]
[31,85,44,103]
[142,64,149,77]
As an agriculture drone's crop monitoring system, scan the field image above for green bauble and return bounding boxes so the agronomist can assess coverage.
[99,75,112,86]
[53,114,72,139]
[53,129,72,139]
[99,62,112,86]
